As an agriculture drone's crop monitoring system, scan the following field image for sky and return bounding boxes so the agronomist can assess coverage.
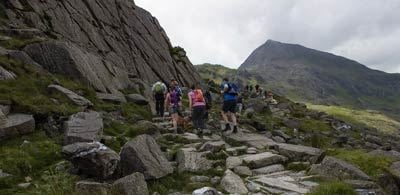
[135,0,400,73]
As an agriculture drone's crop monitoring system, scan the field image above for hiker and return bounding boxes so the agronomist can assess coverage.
[152,81,167,117]
[220,78,238,133]
[170,78,182,95]
[204,89,212,120]
[188,83,207,133]
[265,91,278,105]
[165,85,182,133]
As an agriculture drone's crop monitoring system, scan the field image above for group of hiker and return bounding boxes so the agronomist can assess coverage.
[151,78,276,135]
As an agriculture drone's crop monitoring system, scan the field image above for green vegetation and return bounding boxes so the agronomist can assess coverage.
[0,36,43,50]
[300,119,332,132]
[0,131,77,195]
[308,104,400,133]
[308,181,357,195]
[328,149,394,178]
[195,63,237,84]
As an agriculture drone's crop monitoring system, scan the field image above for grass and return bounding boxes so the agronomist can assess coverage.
[308,104,400,133]
[328,149,394,179]
[0,33,44,50]
[300,119,332,132]
[0,131,78,195]
[308,181,357,195]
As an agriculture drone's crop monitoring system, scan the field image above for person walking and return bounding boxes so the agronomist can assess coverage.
[165,86,182,133]
[220,78,238,133]
[188,83,207,134]
[152,81,167,117]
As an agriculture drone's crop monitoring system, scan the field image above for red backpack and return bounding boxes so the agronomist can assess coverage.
[193,89,205,103]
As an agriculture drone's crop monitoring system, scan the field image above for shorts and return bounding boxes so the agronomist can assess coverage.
[170,105,181,115]
[222,100,237,113]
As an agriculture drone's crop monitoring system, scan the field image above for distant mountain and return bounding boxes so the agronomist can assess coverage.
[238,40,400,116]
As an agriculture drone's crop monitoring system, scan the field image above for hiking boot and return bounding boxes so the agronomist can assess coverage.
[233,126,238,134]
[222,123,231,131]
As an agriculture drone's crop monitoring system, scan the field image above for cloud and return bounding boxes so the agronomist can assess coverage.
[135,0,400,73]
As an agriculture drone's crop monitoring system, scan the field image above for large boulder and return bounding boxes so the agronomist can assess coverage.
[111,172,148,195]
[242,152,288,169]
[62,142,119,179]
[64,112,103,144]
[75,181,111,195]
[220,170,248,194]
[309,156,370,180]
[120,134,173,179]
[126,94,149,105]
[0,114,35,141]
[276,143,324,164]
[48,84,93,107]
[176,148,213,173]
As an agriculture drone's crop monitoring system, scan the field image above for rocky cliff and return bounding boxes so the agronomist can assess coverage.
[1,0,200,94]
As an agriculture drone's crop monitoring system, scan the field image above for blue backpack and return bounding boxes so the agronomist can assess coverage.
[227,83,239,95]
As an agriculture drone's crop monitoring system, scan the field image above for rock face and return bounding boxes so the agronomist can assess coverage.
[0,66,16,80]
[309,156,370,180]
[48,84,93,107]
[4,0,200,94]
[221,170,249,194]
[62,142,120,179]
[64,112,103,144]
[0,114,35,141]
[120,134,173,179]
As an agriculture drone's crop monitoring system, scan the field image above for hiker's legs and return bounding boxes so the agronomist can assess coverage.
[192,107,200,129]
[171,113,178,129]
[159,98,165,117]
[195,106,206,129]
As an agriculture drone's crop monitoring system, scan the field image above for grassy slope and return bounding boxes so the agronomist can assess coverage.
[195,63,237,84]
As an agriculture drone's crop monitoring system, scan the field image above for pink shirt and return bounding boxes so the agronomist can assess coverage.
[188,91,206,107]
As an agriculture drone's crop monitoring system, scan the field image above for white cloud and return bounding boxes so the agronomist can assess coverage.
[135,0,400,73]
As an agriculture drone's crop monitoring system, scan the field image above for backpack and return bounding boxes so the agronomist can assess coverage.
[154,83,164,94]
[193,89,205,103]
[227,83,239,95]
[170,89,181,105]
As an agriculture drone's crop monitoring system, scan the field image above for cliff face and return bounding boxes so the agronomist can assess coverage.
[3,0,200,94]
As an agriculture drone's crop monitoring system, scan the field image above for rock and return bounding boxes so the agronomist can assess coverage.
[252,164,285,175]
[365,135,382,146]
[48,84,93,107]
[276,143,324,164]
[192,187,220,195]
[111,172,148,195]
[17,183,31,189]
[0,114,35,141]
[0,169,12,178]
[120,134,173,179]
[75,181,111,195]
[242,152,288,169]
[252,176,309,194]
[389,161,400,181]
[0,66,17,80]
[283,118,301,129]
[226,156,243,169]
[377,172,400,195]
[199,141,226,152]
[246,147,258,154]
[64,112,103,144]
[272,136,286,143]
[233,166,252,176]
[62,142,119,179]
[368,149,400,160]
[182,133,201,142]
[225,132,277,150]
[0,104,11,116]
[0,110,6,127]
[96,92,127,103]
[210,176,221,185]
[246,182,261,193]
[226,146,248,156]
[309,156,370,180]
[220,170,248,194]
[190,176,210,183]
[272,130,291,140]
[126,94,149,105]
[176,148,212,173]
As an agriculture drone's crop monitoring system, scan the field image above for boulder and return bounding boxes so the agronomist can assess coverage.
[368,149,400,160]
[126,94,149,105]
[252,176,310,194]
[96,92,127,104]
[242,152,288,169]
[48,84,93,107]
[309,156,370,180]
[64,112,103,144]
[0,114,35,141]
[389,161,400,181]
[0,66,16,80]
[233,166,252,176]
[220,170,248,194]
[120,134,173,179]
[75,181,111,195]
[176,148,212,173]
[111,172,148,195]
[199,141,226,152]
[0,104,11,116]
[62,142,119,179]
[226,156,243,169]
[252,164,285,175]
[192,187,220,195]
[276,143,324,164]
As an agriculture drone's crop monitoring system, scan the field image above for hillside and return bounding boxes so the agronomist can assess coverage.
[195,63,237,84]
[238,40,400,117]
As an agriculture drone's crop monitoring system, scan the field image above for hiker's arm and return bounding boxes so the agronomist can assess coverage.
[188,93,192,110]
